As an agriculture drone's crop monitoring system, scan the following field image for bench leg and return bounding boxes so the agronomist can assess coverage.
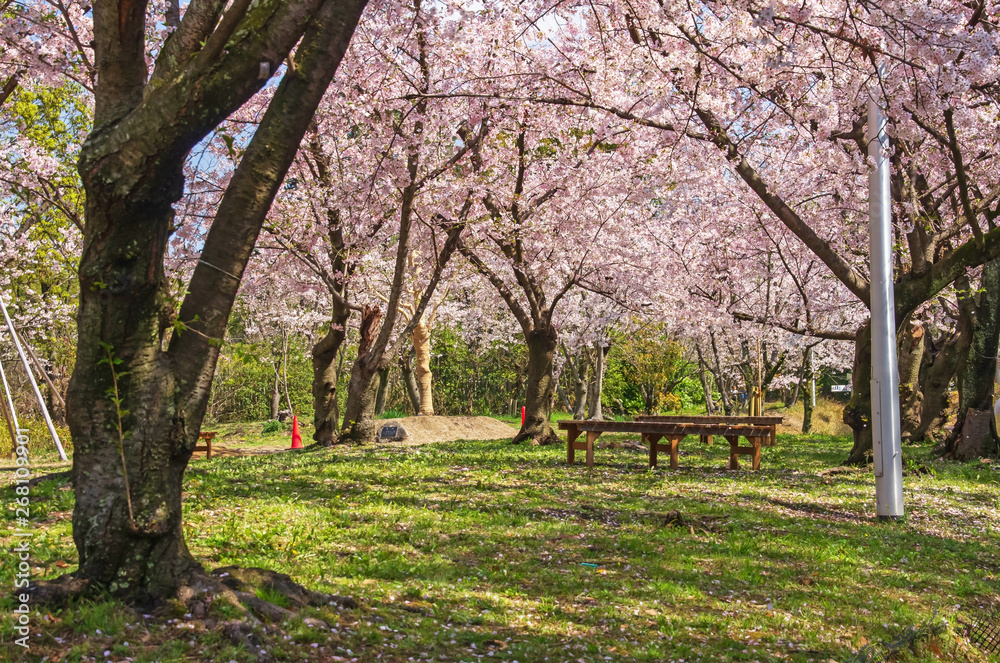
[752,436,761,471]
[700,434,713,446]
[726,435,739,470]
[566,426,580,465]
[669,436,680,470]
[770,425,776,447]
[207,439,212,460]
[586,431,599,467]
[647,434,662,468]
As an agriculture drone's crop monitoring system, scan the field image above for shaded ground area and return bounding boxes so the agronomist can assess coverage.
[1,434,998,662]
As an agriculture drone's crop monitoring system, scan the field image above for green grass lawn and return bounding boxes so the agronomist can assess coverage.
[2,433,999,662]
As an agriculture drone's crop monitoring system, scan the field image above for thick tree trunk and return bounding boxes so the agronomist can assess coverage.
[399,350,421,413]
[411,317,434,415]
[912,328,962,442]
[311,303,349,445]
[373,365,390,416]
[947,259,1000,459]
[512,326,560,445]
[843,323,874,465]
[897,317,926,442]
[572,363,588,420]
[588,340,606,420]
[341,305,383,443]
[61,0,368,605]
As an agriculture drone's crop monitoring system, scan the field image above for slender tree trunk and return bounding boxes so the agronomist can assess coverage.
[270,368,281,420]
[572,360,588,420]
[947,259,1000,459]
[709,332,734,416]
[843,323,874,465]
[696,346,716,415]
[512,326,560,445]
[802,346,814,434]
[311,302,349,445]
[587,340,606,420]
[373,365,390,416]
[897,316,926,442]
[399,350,421,414]
[411,316,434,415]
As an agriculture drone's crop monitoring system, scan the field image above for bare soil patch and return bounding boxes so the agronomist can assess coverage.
[375,415,518,445]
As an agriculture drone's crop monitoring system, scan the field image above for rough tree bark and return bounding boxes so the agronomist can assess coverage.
[373,365,391,416]
[57,0,368,604]
[897,317,926,442]
[516,326,560,445]
[411,316,434,415]
[311,301,350,444]
[695,347,716,415]
[947,259,1000,458]
[843,323,874,465]
[912,327,962,443]
[399,350,421,413]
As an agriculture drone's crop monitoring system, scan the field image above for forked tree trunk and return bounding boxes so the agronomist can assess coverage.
[312,303,350,445]
[61,0,368,604]
[897,317,926,442]
[843,323,874,465]
[411,317,434,415]
[695,346,716,415]
[947,259,1000,459]
[513,326,560,445]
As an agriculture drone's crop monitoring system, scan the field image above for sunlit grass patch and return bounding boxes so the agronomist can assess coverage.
[1,433,998,661]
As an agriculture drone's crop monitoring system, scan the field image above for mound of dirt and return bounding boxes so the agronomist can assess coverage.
[374,416,518,445]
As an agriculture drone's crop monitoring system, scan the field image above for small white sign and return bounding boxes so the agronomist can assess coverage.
[831,385,851,393]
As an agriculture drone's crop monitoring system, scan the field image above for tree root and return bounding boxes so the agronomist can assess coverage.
[30,565,358,662]
[511,430,561,446]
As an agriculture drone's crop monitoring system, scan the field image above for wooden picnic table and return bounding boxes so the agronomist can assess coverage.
[634,415,782,447]
[557,419,778,471]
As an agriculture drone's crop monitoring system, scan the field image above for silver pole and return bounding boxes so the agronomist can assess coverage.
[868,82,904,519]
[811,376,816,407]
[0,294,68,461]
[0,353,19,430]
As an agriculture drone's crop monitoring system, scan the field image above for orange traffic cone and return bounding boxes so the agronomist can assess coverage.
[290,415,303,449]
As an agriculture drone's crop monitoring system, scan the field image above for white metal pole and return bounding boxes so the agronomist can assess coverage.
[868,81,904,519]
[0,294,68,461]
[0,353,19,430]
[811,376,816,408]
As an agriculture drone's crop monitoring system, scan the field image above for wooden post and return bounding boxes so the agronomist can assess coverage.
[752,436,762,471]
[566,424,580,464]
[669,436,680,470]
[727,435,739,470]
[647,434,661,467]
[585,430,598,467]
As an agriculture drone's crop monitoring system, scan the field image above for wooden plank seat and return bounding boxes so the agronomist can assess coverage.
[557,420,773,471]
[635,415,782,447]
[194,431,216,459]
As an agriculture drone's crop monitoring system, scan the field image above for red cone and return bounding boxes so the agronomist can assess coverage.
[290,415,303,449]
[521,406,526,426]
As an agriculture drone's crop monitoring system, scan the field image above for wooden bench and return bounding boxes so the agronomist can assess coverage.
[557,419,776,471]
[194,431,216,459]
[635,415,783,448]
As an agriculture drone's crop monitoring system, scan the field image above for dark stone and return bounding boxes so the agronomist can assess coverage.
[377,422,408,442]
